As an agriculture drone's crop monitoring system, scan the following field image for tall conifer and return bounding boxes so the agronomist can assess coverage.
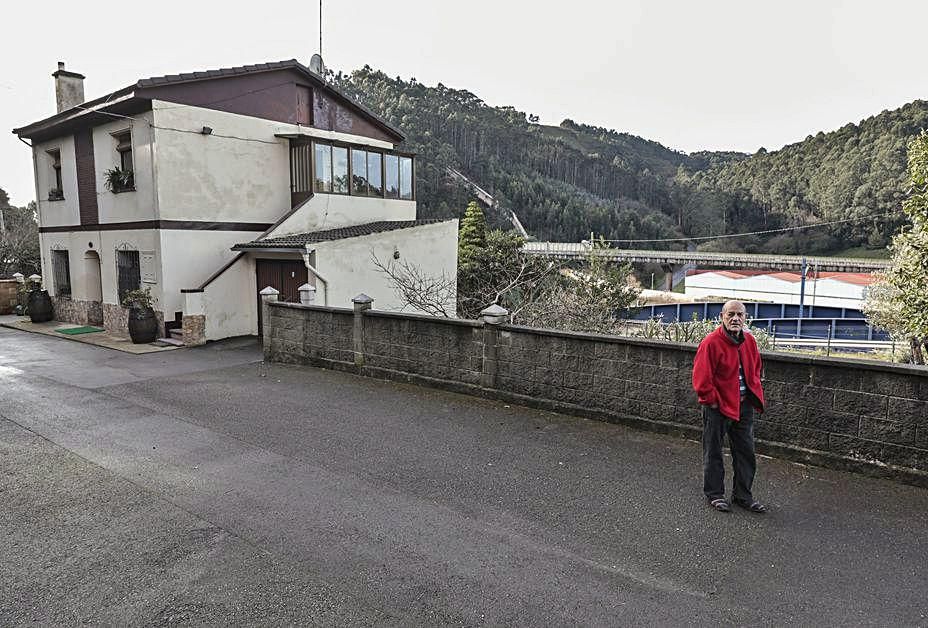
[458,201,487,269]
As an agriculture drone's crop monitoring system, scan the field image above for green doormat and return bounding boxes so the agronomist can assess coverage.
[56,326,105,335]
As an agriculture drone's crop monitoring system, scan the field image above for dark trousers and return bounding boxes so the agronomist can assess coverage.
[702,402,756,502]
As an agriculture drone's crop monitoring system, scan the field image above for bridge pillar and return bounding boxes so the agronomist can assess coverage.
[662,264,675,291]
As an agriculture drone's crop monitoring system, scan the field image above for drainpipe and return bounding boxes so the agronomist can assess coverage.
[302,245,329,306]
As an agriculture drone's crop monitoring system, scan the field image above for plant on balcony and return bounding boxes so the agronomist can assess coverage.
[48,187,64,201]
[103,166,135,192]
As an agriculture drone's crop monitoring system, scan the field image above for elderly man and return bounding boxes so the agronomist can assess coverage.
[692,300,767,513]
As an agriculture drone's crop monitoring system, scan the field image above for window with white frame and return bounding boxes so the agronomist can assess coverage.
[310,141,414,200]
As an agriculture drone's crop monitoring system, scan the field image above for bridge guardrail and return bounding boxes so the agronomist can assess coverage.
[521,242,891,272]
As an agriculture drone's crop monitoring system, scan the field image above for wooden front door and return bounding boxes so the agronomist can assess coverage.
[256,259,309,333]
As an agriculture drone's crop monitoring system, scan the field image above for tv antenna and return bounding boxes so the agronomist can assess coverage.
[309,0,326,77]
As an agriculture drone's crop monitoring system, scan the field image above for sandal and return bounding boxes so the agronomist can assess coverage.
[732,498,767,514]
[708,498,731,512]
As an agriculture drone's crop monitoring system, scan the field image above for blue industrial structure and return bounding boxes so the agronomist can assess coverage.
[632,302,888,341]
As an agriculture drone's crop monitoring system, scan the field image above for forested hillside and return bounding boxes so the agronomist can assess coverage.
[331,66,927,255]
[685,100,928,253]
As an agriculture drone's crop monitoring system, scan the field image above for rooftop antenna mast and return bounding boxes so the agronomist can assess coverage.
[309,0,326,77]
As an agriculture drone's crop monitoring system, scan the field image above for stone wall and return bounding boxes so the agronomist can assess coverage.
[182,314,206,346]
[262,302,355,366]
[264,300,928,486]
[0,280,18,314]
[51,296,91,326]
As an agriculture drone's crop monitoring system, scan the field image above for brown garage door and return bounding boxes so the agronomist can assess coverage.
[256,259,309,333]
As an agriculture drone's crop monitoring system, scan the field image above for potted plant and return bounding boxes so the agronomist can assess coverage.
[122,287,158,343]
[48,187,64,201]
[103,167,135,193]
[17,275,53,323]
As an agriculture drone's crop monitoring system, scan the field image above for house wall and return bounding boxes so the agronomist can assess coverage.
[313,89,396,143]
[93,112,156,224]
[183,254,258,342]
[137,67,401,144]
[152,101,290,224]
[140,71,305,128]
[31,112,157,228]
[151,100,405,229]
[27,96,418,340]
[159,229,262,317]
[187,220,459,342]
[312,220,458,312]
[40,228,164,335]
[33,134,79,228]
[272,195,417,236]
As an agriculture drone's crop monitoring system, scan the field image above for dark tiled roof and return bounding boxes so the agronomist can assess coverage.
[15,59,403,141]
[137,60,309,88]
[233,220,450,250]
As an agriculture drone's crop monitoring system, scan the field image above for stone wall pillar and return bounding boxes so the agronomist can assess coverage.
[260,286,279,354]
[182,315,207,346]
[299,283,317,305]
[352,293,373,367]
[479,304,509,389]
[0,279,19,315]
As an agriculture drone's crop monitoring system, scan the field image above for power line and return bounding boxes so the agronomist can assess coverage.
[599,210,903,244]
[73,105,283,145]
[151,125,281,145]
[74,105,136,121]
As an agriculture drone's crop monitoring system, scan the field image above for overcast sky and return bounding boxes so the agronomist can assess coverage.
[2,0,926,206]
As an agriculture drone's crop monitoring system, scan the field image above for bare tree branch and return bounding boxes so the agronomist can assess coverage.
[371,251,457,317]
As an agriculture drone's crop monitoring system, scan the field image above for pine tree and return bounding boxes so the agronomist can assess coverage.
[458,200,487,269]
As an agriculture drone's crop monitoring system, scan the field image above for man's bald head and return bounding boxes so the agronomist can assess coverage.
[721,300,747,334]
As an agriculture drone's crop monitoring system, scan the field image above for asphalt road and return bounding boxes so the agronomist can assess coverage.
[2,325,927,626]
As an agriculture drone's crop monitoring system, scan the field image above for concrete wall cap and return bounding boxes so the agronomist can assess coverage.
[259,286,280,296]
[352,293,373,304]
[480,304,509,317]
[298,283,316,291]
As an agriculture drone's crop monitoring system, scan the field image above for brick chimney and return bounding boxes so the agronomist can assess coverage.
[53,62,85,113]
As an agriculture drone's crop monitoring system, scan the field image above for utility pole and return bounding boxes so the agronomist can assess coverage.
[811,260,819,312]
[798,256,807,320]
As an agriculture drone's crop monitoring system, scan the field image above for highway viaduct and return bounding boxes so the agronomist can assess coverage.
[522,242,891,289]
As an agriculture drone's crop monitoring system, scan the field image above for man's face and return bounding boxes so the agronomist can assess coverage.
[721,303,746,333]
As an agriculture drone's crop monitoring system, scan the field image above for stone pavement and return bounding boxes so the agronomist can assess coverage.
[1,325,927,625]
[0,314,179,354]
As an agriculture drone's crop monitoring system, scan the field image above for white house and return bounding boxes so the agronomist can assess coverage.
[684,269,874,309]
[13,60,458,344]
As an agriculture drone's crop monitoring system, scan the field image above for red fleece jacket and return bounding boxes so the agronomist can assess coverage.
[692,326,765,421]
